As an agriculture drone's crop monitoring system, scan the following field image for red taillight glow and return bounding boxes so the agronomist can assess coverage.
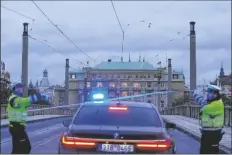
[136,139,171,150]
[108,106,128,111]
[61,136,95,148]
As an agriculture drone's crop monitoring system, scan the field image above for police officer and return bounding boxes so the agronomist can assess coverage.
[7,83,38,154]
[193,84,224,154]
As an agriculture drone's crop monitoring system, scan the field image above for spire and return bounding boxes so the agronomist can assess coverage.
[29,79,33,88]
[129,53,131,62]
[36,79,38,87]
[139,52,141,62]
[219,61,224,77]
[121,56,123,62]
[43,68,48,77]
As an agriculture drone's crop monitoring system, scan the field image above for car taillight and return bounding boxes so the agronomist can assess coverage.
[108,106,128,111]
[61,136,96,148]
[136,139,171,151]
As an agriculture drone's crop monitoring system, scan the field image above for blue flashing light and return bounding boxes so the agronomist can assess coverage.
[93,93,104,100]
[93,101,104,104]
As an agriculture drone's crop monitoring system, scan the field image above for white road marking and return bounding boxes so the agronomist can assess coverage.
[1,124,63,145]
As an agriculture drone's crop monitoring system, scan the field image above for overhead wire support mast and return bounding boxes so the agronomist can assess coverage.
[31,0,95,61]
[110,0,125,61]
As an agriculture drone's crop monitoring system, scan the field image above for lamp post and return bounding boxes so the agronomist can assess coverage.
[157,63,162,112]
[84,71,87,102]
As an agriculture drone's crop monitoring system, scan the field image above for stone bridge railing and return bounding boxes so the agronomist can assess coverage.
[1,104,76,119]
[161,105,232,126]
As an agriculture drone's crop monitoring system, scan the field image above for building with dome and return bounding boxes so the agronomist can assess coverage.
[30,69,54,104]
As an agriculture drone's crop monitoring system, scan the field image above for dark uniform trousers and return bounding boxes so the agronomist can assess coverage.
[200,129,222,154]
[9,122,31,154]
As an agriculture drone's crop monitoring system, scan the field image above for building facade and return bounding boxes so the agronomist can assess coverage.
[211,62,232,97]
[54,59,187,109]
[0,61,10,90]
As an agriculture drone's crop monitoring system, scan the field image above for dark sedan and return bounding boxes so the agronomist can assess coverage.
[58,101,176,154]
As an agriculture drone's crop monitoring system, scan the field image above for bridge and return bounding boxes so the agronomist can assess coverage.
[1,6,231,154]
[1,103,231,154]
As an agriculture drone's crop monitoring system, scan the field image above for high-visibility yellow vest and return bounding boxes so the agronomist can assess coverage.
[200,99,224,130]
[7,94,30,126]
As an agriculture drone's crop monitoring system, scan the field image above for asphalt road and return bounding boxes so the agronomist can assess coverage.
[1,117,200,154]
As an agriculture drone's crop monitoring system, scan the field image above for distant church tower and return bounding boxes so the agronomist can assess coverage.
[39,69,50,88]
[219,61,225,78]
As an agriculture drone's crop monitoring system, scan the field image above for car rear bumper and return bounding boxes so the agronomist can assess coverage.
[58,142,175,154]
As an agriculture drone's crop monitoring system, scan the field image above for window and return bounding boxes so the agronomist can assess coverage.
[161,82,165,88]
[109,82,116,88]
[121,82,128,87]
[133,82,141,88]
[136,75,138,78]
[147,82,152,87]
[71,74,76,79]
[87,82,91,88]
[109,91,116,98]
[97,82,103,87]
[173,74,179,79]
[121,91,128,96]
[73,106,162,127]
[148,74,150,78]
[147,100,151,103]
[134,91,140,95]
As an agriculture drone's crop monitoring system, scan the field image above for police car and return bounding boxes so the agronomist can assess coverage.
[58,94,176,154]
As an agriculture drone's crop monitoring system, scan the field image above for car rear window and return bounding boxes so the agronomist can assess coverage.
[73,106,162,127]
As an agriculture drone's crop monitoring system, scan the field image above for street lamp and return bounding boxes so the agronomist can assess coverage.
[78,90,83,103]
[84,70,88,102]
[157,62,162,112]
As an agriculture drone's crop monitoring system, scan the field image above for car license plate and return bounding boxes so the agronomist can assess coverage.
[99,144,134,153]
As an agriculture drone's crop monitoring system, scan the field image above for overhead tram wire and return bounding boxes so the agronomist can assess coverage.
[1,5,35,21]
[110,0,124,33]
[29,35,87,67]
[110,0,125,59]
[1,5,35,32]
[31,0,95,62]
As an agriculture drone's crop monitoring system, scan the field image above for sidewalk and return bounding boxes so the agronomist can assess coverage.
[1,115,67,127]
[161,115,231,154]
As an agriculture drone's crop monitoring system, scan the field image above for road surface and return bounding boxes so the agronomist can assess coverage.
[1,117,200,154]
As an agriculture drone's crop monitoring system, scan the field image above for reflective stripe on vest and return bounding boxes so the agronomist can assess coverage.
[8,110,27,122]
[9,95,17,102]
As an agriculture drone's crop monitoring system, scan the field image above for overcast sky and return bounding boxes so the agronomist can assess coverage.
[1,1,231,86]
